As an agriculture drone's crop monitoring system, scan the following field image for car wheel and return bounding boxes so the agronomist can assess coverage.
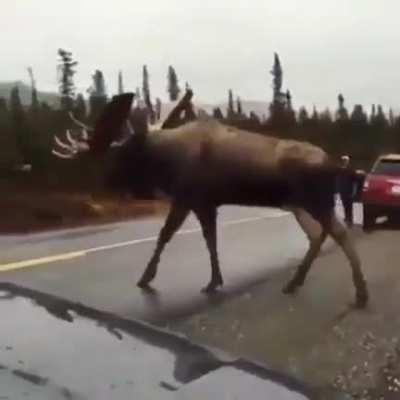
[363,206,376,231]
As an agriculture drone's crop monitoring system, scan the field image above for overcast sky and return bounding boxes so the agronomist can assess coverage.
[2,0,400,110]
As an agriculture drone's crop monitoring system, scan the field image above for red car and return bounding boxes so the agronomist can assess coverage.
[362,154,400,229]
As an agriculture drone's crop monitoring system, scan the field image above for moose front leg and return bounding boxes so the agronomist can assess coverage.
[194,206,223,293]
[137,203,189,289]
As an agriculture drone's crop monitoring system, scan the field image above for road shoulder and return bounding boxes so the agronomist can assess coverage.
[170,228,400,399]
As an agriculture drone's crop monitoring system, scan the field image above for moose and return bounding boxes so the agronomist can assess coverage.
[53,91,369,308]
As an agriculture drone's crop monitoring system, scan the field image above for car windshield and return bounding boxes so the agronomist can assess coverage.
[372,160,400,176]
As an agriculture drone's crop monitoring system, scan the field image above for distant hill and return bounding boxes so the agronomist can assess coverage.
[216,100,269,119]
[0,81,270,118]
[160,99,269,120]
[0,81,60,107]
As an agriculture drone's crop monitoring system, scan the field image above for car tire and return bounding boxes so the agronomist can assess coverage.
[363,206,376,231]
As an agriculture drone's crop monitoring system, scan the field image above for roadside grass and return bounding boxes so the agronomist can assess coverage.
[0,180,168,233]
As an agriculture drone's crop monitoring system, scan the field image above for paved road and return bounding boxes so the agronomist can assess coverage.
[170,220,400,398]
[0,203,362,324]
[0,203,367,399]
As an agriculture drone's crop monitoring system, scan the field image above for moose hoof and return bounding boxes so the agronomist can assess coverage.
[355,289,369,309]
[137,279,152,290]
[201,279,223,294]
[137,269,156,289]
[282,280,299,295]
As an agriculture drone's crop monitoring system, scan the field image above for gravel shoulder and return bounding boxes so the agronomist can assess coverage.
[171,227,400,399]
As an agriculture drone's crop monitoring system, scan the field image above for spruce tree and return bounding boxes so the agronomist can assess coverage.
[320,108,333,124]
[142,65,150,104]
[371,104,376,123]
[10,87,24,122]
[89,70,108,122]
[135,87,141,103]
[236,97,243,116]
[351,105,368,125]
[389,108,395,127]
[285,90,296,126]
[298,107,309,126]
[142,65,155,123]
[155,98,162,121]
[118,71,124,94]
[286,90,293,111]
[213,107,224,119]
[311,106,319,122]
[27,67,39,112]
[271,52,283,106]
[10,86,30,163]
[167,66,180,101]
[336,93,349,122]
[0,96,18,166]
[227,89,235,119]
[375,105,387,128]
[249,111,260,124]
[57,49,78,111]
[75,93,87,120]
[268,53,288,127]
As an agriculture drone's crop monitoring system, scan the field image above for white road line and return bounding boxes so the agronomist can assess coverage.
[0,212,288,273]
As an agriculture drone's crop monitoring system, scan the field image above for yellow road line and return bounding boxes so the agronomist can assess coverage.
[0,251,86,272]
[0,213,285,273]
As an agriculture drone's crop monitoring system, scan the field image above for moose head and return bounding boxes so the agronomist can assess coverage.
[52,93,158,195]
[52,93,136,158]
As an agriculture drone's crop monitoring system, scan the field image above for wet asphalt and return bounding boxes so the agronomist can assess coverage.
[0,205,326,400]
[0,206,312,323]
[0,204,362,324]
[0,203,365,399]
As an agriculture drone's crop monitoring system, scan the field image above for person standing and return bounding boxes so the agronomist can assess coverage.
[337,155,357,227]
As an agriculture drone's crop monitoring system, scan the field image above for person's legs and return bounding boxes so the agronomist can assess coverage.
[343,198,354,227]
[340,192,354,227]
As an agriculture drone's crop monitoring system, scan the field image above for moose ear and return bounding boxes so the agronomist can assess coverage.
[90,93,135,154]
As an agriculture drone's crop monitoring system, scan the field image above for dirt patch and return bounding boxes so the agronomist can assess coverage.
[0,189,168,234]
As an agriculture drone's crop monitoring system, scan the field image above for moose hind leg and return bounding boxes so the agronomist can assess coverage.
[325,214,368,308]
[137,204,189,289]
[283,209,327,294]
[194,207,223,293]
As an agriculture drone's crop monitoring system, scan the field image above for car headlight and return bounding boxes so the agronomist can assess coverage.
[363,181,369,190]
[390,185,400,195]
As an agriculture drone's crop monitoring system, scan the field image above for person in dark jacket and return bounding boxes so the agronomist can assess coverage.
[337,155,357,227]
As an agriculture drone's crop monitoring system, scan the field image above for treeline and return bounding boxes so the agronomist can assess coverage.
[217,53,400,169]
[1,49,399,183]
[0,49,182,177]
[218,91,399,169]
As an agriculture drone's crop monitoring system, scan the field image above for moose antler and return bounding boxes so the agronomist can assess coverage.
[52,93,135,159]
[68,112,92,142]
[52,116,135,158]
[162,89,196,129]
[52,111,94,159]
[68,112,93,132]
[52,128,90,159]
